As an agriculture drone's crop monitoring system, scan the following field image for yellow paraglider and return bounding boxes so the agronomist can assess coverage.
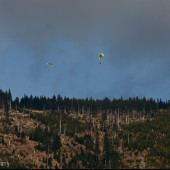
[98,53,104,64]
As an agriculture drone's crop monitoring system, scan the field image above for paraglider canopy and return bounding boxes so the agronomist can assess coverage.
[45,62,53,71]
[45,62,53,66]
[98,53,104,64]
[98,53,104,60]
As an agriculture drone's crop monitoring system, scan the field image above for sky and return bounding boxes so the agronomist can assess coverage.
[0,0,170,100]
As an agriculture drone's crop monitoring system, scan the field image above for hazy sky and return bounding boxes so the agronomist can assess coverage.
[0,0,170,100]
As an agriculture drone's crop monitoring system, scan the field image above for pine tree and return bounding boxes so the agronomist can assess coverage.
[95,131,100,155]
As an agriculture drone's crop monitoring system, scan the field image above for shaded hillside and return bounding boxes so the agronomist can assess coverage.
[0,88,170,169]
[118,111,170,169]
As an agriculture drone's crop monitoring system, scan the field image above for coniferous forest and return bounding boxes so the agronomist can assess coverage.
[0,88,170,169]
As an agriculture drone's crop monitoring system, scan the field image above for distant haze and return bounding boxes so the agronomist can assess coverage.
[0,0,170,100]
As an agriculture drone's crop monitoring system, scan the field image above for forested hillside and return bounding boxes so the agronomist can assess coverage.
[0,89,170,169]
